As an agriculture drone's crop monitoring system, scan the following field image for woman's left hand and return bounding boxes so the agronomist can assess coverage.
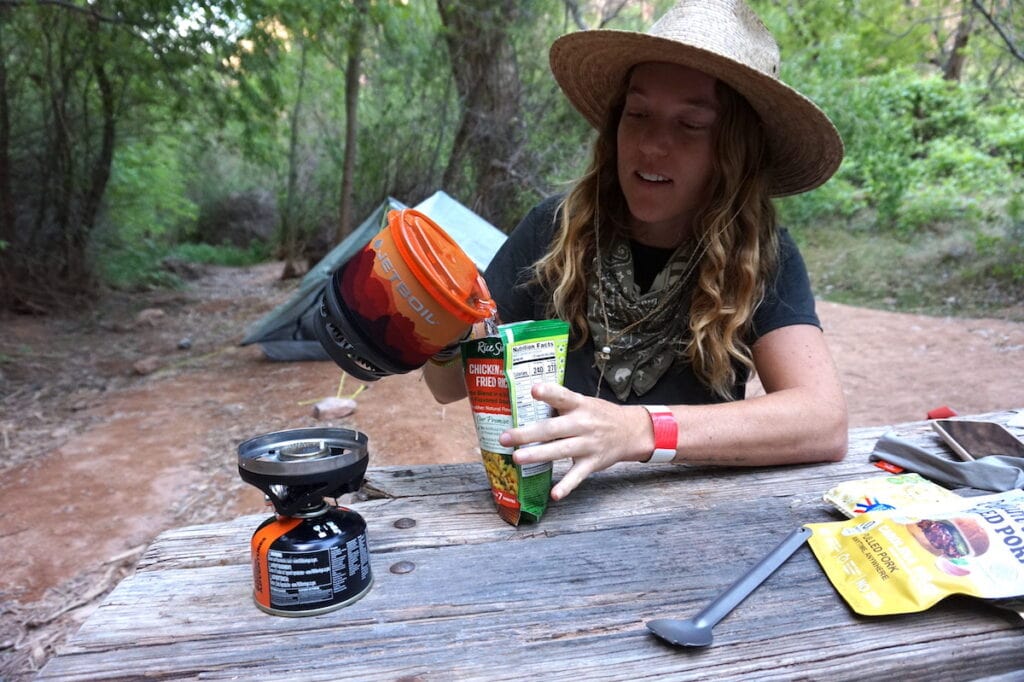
[498,383,652,501]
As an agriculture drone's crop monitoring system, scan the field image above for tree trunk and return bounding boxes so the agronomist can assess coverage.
[280,35,309,280]
[0,12,14,248]
[0,11,13,303]
[0,11,13,308]
[943,3,973,81]
[49,23,76,281]
[436,0,524,231]
[335,0,367,245]
[73,29,116,287]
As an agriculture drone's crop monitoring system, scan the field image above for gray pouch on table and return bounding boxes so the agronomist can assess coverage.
[870,431,1024,492]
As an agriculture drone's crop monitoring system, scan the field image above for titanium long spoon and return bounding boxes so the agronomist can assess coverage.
[646,526,812,648]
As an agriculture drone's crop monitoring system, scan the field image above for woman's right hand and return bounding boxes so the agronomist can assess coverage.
[499,382,655,500]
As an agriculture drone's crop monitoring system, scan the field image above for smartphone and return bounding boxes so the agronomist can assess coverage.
[930,419,1024,461]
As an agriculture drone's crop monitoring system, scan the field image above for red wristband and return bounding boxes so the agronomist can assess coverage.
[642,405,677,463]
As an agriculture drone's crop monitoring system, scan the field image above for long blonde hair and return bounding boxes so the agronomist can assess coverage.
[534,78,778,400]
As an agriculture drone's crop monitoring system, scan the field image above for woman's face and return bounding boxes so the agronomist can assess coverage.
[616,62,720,246]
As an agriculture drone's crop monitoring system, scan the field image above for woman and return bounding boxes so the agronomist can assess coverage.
[425,0,848,501]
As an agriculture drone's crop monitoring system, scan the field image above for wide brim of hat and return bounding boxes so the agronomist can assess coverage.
[549,30,844,198]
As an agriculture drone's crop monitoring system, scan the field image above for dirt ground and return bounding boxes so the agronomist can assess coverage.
[1,261,1023,678]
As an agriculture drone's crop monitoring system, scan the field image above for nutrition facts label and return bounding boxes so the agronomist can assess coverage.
[508,339,559,427]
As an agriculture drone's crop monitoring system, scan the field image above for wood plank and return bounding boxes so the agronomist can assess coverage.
[39,503,1023,680]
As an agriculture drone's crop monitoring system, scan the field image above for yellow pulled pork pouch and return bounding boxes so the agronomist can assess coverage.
[460,319,569,526]
[807,489,1024,616]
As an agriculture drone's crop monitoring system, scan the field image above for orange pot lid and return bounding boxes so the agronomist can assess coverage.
[389,209,497,324]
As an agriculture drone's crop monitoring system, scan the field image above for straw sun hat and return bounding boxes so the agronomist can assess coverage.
[549,0,844,197]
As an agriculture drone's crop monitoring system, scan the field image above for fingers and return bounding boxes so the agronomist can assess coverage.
[530,382,578,411]
[501,420,569,452]
[496,383,624,502]
[498,383,580,450]
[551,458,595,501]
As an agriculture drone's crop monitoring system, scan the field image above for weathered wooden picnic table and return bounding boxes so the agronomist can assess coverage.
[40,410,1024,680]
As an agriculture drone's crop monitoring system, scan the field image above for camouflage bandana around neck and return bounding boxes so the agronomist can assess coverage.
[586,237,697,400]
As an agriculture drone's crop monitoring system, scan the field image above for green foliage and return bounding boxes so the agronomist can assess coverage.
[975,237,1024,283]
[97,239,184,292]
[973,200,1024,284]
[979,110,1024,173]
[777,176,866,228]
[795,222,1018,318]
[98,239,269,291]
[895,181,983,235]
[901,77,978,144]
[183,128,275,212]
[753,0,1022,247]
[921,137,1007,189]
[347,1,452,206]
[105,135,199,240]
[757,0,937,77]
[773,66,1021,241]
[0,0,300,304]
[168,241,271,266]
[752,0,1023,317]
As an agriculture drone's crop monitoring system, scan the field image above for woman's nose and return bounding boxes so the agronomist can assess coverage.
[637,121,671,156]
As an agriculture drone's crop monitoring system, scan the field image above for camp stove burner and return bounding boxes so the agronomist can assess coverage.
[278,439,330,459]
[238,427,373,616]
[238,427,369,517]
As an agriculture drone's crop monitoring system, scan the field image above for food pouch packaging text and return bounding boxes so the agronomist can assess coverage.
[461,319,569,526]
[807,489,1024,616]
[823,473,962,518]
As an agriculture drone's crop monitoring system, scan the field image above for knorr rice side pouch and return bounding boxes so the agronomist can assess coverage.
[807,489,1024,616]
[460,319,569,526]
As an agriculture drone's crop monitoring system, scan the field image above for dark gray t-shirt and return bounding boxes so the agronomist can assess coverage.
[484,195,821,405]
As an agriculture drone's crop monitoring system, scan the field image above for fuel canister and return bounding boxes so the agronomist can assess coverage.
[250,506,372,617]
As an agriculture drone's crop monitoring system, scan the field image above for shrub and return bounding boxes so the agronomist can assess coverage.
[168,242,270,266]
[97,239,183,292]
[776,175,866,229]
[895,180,985,235]
[97,238,269,292]
[979,111,1024,173]
[105,136,199,241]
[974,222,1024,285]
[921,136,1013,194]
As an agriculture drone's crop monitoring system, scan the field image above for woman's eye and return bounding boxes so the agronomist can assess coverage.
[681,119,716,133]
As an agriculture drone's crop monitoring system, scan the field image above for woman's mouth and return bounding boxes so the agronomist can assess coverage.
[637,171,671,183]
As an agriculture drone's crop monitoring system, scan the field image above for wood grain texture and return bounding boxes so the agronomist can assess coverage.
[40,410,1024,680]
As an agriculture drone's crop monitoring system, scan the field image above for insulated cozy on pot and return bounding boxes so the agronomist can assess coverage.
[314,208,495,380]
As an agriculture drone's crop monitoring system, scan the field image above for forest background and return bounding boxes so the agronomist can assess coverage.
[0,1,1022,677]
[0,0,1022,319]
